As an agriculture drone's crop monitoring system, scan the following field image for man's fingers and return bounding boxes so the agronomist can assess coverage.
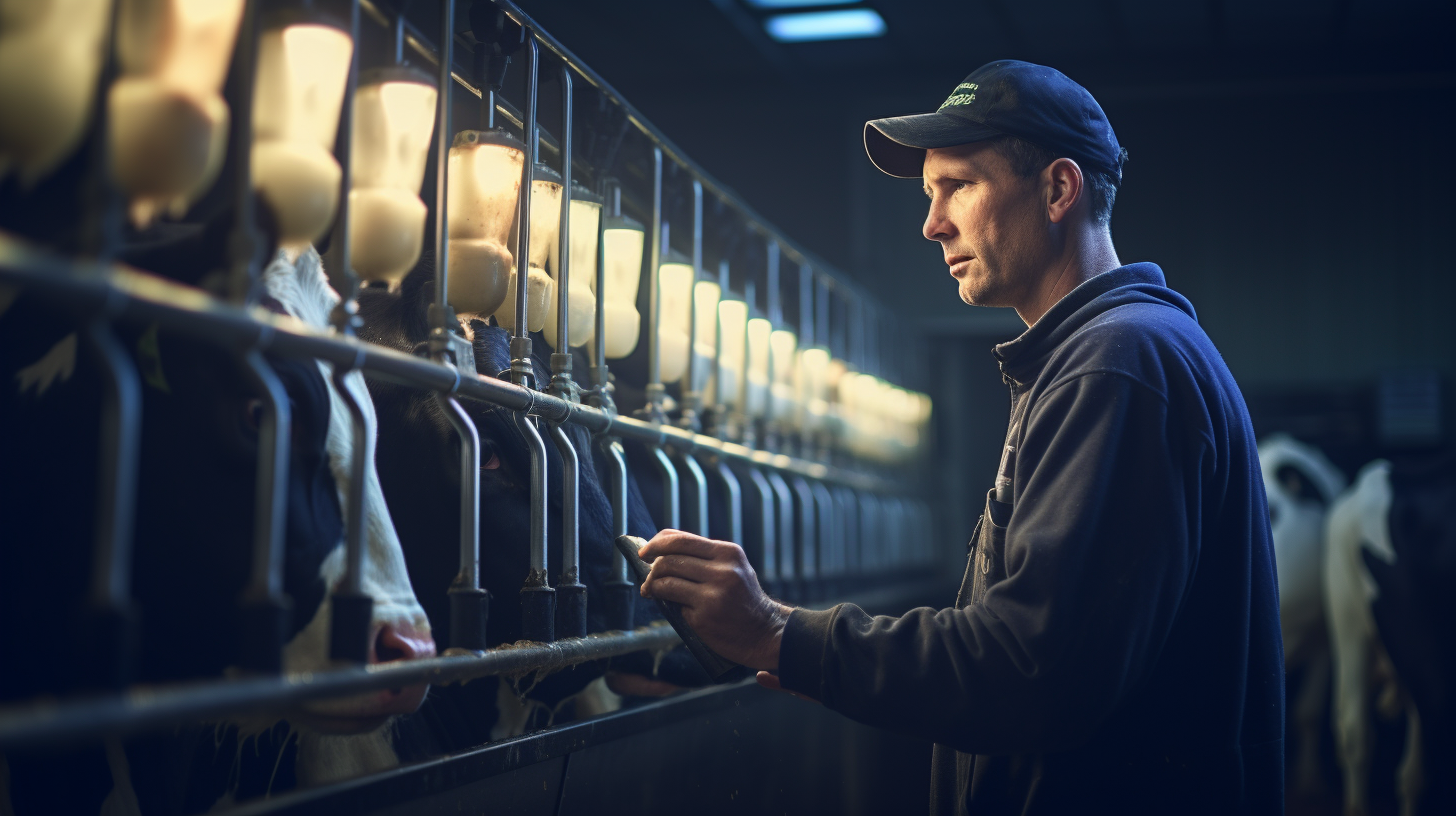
[639,574,703,608]
[639,530,721,562]
[646,554,719,584]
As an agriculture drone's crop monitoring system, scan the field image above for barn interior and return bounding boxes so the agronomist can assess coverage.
[0,0,1452,815]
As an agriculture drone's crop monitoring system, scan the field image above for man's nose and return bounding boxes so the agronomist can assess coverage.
[923,201,952,242]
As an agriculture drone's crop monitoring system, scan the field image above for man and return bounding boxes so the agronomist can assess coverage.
[638,60,1283,815]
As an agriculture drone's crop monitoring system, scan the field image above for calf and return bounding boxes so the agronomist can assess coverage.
[1325,453,1456,816]
[1258,433,1347,792]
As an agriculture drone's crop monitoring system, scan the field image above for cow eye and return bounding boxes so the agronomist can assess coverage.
[482,441,502,471]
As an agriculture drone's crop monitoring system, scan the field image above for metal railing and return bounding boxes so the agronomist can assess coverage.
[0,0,937,755]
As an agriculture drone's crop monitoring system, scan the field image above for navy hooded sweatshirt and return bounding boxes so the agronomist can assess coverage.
[778,263,1284,815]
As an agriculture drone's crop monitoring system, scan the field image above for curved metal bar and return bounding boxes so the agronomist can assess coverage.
[436,390,489,651]
[328,364,375,664]
[711,459,742,546]
[548,422,586,639]
[809,481,835,595]
[649,444,680,530]
[84,320,141,689]
[833,485,858,587]
[597,437,634,630]
[763,470,794,587]
[237,348,293,673]
[858,490,881,576]
[738,465,776,584]
[514,411,555,642]
[675,449,709,536]
[680,179,703,430]
[786,475,816,599]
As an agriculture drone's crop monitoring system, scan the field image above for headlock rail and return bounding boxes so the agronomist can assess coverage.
[0,0,940,772]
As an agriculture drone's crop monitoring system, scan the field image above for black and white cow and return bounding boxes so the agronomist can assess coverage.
[1258,433,1347,792]
[0,239,433,813]
[357,258,708,754]
[1325,452,1456,816]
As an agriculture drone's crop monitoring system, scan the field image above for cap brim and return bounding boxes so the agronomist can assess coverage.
[864,112,1003,178]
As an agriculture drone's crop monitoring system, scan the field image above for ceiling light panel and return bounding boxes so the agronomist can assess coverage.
[764,9,887,42]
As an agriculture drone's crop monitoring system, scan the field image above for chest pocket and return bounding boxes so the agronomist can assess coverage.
[961,488,1011,608]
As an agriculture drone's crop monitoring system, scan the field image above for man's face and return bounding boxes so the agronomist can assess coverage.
[922,143,1051,309]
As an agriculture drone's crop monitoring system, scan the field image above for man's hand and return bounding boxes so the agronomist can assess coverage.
[638,530,792,672]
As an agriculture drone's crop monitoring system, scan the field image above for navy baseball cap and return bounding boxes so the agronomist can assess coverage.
[865,60,1123,184]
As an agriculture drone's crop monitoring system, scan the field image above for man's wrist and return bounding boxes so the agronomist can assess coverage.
[757,600,793,672]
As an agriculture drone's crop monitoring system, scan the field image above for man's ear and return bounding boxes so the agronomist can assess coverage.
[1044,157,1084,224]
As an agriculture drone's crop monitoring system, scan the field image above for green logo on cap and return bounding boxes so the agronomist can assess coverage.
[938,82,978,111]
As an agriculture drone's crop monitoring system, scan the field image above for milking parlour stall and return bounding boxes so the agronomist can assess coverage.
[0,1,945,814]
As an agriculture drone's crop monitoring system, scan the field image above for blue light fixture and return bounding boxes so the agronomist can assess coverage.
[764,9,887,42]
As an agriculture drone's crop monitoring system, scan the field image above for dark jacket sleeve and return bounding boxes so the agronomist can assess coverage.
[777,371,1204,754]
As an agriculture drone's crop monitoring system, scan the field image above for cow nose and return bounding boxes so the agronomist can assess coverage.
[371,622,435,664]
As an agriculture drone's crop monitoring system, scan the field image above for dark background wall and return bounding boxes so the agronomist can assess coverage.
[503,0,1454,550]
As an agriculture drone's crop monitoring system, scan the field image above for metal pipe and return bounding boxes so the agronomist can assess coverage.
[710,458,742,545]
[0,256,906,494]
[226,0,262,304]
[765,242,781,327]
[511,36,539,350]
[237,348,292,673]
[589,180,611,389]
[597,437,634,631]
[808,481,835,597]
[645,147,664,414]
[676,450,709,536]
[797,262,813,349]
[680,179,703,431]
[432,0,452,319]
[436,391,488,651]
[785,475,815,598]
[0,624,684,753]
[833,485,858,589]
[549,423,586,639]
[650,445,679,529]
[553,64,573,361]
[84,320,141,689]
[737,465,776,588]
[515,410,555,642]
[325,0,362,321]
[328,363,374,664]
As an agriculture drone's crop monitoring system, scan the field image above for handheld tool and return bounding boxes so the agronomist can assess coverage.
[615,535,748,682]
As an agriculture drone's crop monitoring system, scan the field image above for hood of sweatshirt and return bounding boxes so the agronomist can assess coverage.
[992,262,1197,388]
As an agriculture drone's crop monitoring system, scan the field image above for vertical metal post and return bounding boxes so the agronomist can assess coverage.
[85,319,141,690]
[651,445,680,530]
[325,0,375,666]
[510,33,554,643]
[809,480,835,601]
[644,147,664,417]
[436,391,488,650]
[424,0,489,653]
[737,465,777,593]
[237,346,292,673]
[786,475,815,602]
[766,242,781,327]
[548,425,585,638]
[546,63,585,639]
[679,179,703,431]
[598,438,635,631]
[677,448,708,536]
[221,0,291,675]
[798,262,813,349]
